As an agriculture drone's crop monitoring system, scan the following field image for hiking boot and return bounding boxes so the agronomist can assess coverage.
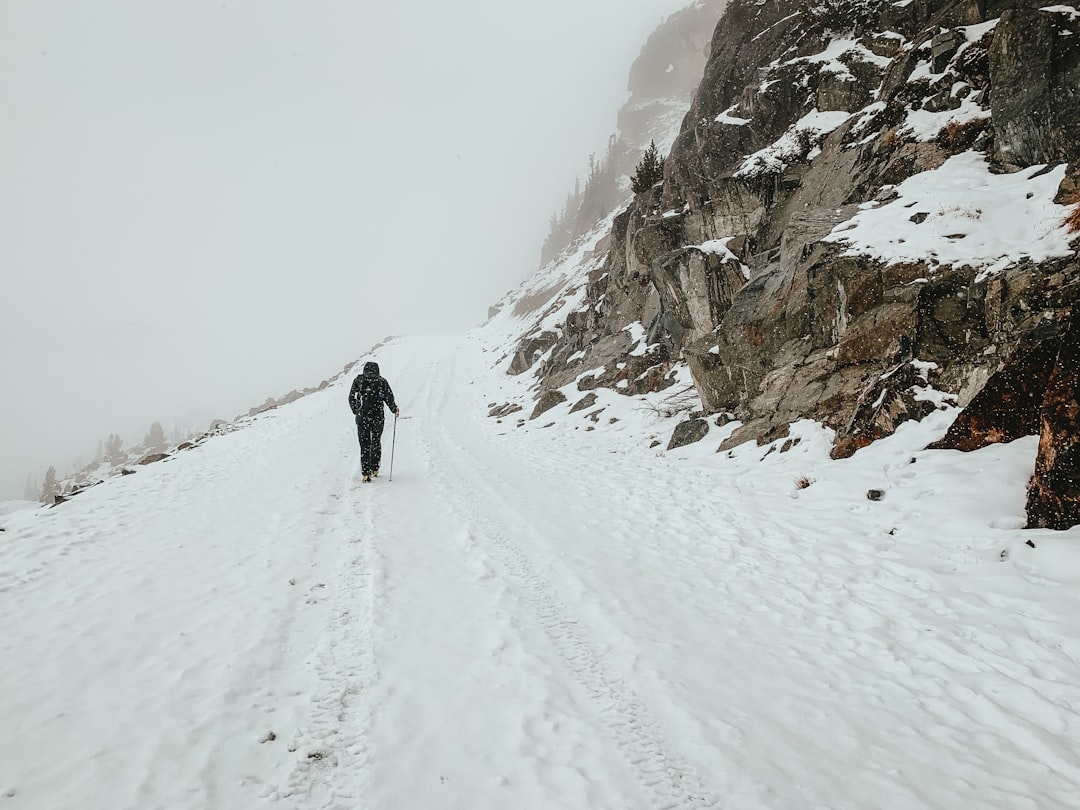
[373,469,380,477]
[362,474,372,483]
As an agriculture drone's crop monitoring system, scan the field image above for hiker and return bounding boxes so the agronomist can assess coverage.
[348,361,399,482]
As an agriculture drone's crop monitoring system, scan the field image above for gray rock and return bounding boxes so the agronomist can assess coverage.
[488,403,523,418]
[990,7,1080,167]
[569,392,599,414]
[667,418,710,450]
[529,390,567,420]
[509,331,558,376]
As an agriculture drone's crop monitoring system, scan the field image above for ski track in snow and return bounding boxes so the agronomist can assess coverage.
[420,349,721,809]
[277,470,383,807]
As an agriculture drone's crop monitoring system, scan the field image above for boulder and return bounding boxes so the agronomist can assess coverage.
[569,392,599,414]
[509,331,558,375]
[529,389,567,420]
[488,402,523,418]
[277,390,304,406]
[667,418,710,450]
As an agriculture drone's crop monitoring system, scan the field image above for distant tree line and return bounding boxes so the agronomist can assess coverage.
[540,135,624,267]
[540,137,667,267]
[31,420,185,505]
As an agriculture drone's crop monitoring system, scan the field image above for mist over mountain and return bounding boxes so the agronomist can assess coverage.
[3,2,1080,807]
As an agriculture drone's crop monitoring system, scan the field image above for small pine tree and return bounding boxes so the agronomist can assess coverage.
[24,473,39,502]
[105,433,125,465]
[630,140,664,195]
[144,421,167,452]
[42,466,58,505]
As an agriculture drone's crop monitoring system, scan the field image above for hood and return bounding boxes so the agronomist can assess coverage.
[363,361,380,377]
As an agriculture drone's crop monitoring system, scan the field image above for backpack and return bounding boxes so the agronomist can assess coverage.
[357,374,381,414]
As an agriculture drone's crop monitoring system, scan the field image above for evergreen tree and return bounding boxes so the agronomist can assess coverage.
[105,434,125,465]
[42,466,58,505]
[631,140,665,195]
[24,473,39,502]
[576,142,620,232]
[144,421,167,452]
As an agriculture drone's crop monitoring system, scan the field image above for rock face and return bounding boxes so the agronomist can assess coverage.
[510,0,1080,526]
[1027,311,1080,530]
[929,338,1059,452]
[539,0,727,267]
[990,7,1080,167]
[832,361,946,460]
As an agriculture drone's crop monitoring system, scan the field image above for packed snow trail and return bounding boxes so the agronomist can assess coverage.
[3,332,1080,809]
[278,339,718,809]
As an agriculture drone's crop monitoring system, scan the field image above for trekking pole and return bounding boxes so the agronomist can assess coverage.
[389,413,398,482]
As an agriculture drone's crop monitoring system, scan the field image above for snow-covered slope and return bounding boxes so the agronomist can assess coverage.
[3,316,1080,809]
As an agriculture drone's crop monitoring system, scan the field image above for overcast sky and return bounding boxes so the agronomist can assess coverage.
[0,0,696,498]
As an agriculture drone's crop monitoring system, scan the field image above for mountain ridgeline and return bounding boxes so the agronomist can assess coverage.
[510,0,1080,529]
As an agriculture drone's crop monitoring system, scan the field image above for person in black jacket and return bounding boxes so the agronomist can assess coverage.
[348,361,399,481]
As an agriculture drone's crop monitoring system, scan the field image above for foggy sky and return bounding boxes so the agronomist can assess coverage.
[0,0,694,499]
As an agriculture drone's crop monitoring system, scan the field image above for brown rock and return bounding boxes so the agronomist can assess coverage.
[569,392,599,414]
[488,403,523,418]
[529,389,567,420]
[1054,164,1080,205]
[1027,311,1080,529]
[929,339,1059,452]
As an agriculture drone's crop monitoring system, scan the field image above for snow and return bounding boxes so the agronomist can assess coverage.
[0,501,37,519]
[823,151,1075,279]
[1041,4,1080,20]
[697,238,739,260]
[714,106,750,125]
[623,321,651,356]
[962,19,1000,42]
[908,20,998,84]
[736,109,851,177]
[3,312,1080,808]
[791,37,892,76]
[696,237,752,279]
[901,94,991,141]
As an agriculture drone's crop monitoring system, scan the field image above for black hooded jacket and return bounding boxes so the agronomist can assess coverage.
[348,361,397,420]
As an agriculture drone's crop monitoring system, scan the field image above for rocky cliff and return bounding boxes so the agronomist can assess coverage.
[505,0,1080,529]
[538,1,726,268]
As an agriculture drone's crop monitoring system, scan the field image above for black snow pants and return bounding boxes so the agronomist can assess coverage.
[356,413,385,475]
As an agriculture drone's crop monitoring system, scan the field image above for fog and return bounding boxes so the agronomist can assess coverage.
[0,0,694,499]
